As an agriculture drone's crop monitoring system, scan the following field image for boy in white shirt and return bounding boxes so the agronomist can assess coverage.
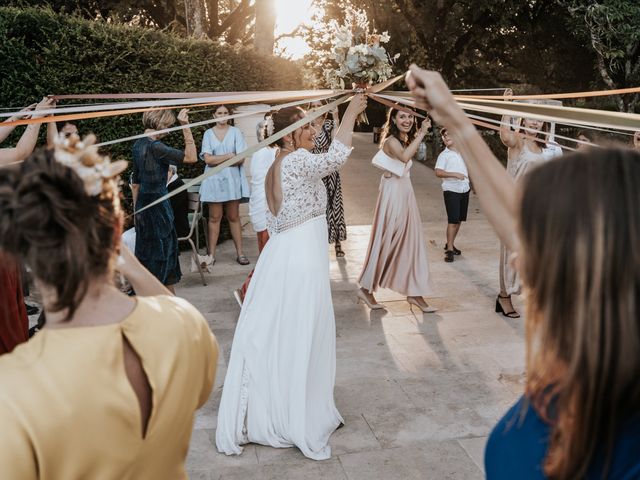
[435,128,470,263]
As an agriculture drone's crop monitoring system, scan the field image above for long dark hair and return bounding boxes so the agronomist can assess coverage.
[379,105,418,147]
[271,106,305,148]
[0,148,122,321]
[520,148,640,479]
[213,104,235,126]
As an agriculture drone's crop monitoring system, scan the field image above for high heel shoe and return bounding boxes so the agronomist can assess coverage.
[357,290,385,310]
[407,297,438,313]
[495,295,520,318]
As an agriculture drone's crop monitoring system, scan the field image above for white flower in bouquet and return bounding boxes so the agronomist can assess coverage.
[325,6,399,92]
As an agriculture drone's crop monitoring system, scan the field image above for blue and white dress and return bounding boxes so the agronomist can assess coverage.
[199,126,250,203]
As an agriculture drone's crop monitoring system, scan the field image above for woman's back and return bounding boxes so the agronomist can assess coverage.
[0,295,218,480]
[265,140,351,235]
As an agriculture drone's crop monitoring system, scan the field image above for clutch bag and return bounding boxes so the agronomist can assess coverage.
[371,150,407,177]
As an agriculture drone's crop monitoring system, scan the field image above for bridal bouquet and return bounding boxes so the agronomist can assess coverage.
[324,7,399,91]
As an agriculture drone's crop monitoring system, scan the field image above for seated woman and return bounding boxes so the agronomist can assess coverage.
[0,136,218,479]
[407,65,640,479]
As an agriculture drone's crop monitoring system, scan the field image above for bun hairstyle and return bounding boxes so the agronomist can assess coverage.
[380,105,418,147]
[270,106,305,148]
[0,138,124,322]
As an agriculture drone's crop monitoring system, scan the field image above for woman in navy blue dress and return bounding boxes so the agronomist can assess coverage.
[131,109,197,292]
[407,66,640,480]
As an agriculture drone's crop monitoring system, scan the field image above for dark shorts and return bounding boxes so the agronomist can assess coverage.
[443,190,470,224]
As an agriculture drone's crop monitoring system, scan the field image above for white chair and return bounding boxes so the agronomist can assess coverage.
[178,192,208,286]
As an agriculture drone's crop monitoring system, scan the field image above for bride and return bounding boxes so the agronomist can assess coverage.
[216,94,368,460]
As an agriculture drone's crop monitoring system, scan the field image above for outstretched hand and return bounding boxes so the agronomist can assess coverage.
[405,65,465,130]
[178,108,190,125]
[419,118,432,133]
[32,97,56,119]
[345,94,368,118]
[9,103,38,122]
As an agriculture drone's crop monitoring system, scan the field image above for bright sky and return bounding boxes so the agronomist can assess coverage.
[274,0,316,59]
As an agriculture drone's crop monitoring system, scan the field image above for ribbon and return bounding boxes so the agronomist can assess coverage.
[387,85,640,101]
[0,90,348,127]
[133,94,352,216]
[375,92,640,131]
[96,92,342,147]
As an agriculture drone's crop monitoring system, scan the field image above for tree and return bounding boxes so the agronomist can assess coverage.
[561,0,640,112]
[304,0,597,94]
[254,0,276,55]
[185,0,206,37]
[5,0,265,46]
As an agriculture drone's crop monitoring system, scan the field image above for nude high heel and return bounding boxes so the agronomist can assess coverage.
[407,297,438,313]
[357,289,385,310]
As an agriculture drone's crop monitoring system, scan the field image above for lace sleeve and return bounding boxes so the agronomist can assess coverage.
[289,139,353,181]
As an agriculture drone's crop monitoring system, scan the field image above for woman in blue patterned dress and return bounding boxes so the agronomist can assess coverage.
[199,105,251,266]
[131,108,197,293]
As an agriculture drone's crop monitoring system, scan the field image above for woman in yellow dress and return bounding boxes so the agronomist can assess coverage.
[0,135,218,479]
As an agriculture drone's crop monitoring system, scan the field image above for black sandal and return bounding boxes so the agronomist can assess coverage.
[236,254,250,266]
[335,243,345,258]
[495,295,520,318]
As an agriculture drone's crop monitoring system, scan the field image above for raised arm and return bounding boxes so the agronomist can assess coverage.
[499,89,519,149]
[0,103,36,144]
[406,65,520,252]
[383,118,430,163]
[330,108,340,140]
[0,97,55,166]
[332,94,368,149]
[178,109,196,164]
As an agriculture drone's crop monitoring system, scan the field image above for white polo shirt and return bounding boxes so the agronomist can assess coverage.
[435,147,470,193]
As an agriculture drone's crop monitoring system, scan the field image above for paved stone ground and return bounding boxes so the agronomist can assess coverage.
[180,133,526,479]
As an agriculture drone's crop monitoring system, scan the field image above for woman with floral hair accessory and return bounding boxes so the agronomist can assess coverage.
[0,137,218,479]
[216,95,367,460]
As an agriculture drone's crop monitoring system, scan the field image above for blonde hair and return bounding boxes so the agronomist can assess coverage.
[142,109,176,131]
[519,148,640,478]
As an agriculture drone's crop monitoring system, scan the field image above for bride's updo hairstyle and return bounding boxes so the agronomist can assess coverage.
[379,105,418,148]
[519,148,640,478]
[0,136,126,321]
[271,106,305,148]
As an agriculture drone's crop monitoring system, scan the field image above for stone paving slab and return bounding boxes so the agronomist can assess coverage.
[182,133,525,479]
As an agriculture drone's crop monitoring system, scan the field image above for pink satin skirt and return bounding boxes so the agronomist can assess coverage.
[358,174,433,297]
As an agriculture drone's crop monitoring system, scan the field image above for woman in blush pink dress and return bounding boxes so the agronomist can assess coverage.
[358,106,436,313]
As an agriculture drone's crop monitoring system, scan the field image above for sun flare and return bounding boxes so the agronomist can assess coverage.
[274,0,317,59]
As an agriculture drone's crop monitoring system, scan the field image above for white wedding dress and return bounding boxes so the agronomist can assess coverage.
[215,139,353,460]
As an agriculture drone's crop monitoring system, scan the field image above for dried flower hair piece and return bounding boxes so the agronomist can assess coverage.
[53,134,127,197]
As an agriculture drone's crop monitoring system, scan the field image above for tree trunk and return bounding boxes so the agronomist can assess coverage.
[185,0,206,38]
[254,0,276,55]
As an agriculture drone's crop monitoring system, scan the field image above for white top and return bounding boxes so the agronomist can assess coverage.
[435,147,470,193]
[249,147,277,232]
[266,140,352,235]
[542,143,563,160]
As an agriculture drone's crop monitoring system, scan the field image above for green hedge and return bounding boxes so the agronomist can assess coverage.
[0,6,303,217]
